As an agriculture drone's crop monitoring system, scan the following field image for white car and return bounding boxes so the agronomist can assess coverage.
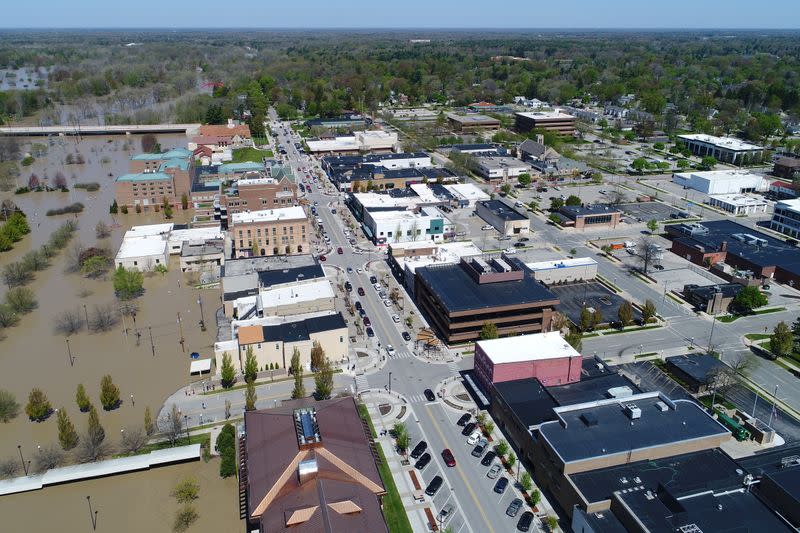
[503,248,517,254]
[392,314,400,323]
[373,283,381,291]
[386,345,395,357]
[467,431,482,445]
[356,268,363,274]
[384,299,392,307]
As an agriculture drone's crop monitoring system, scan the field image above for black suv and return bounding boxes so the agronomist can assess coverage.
[369,275,378,284]
[414,452,432,470]
[423,389,436,402]
[344,281,352,292]
[410,441,428,460]
[401,331,412,341]
[456,413,471,427]
[461,422,477,436]
[517,511,534,532]
[425,475,443,496]
[481,451,497,466]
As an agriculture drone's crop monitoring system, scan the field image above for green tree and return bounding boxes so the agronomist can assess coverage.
[699,156,717,170]
[500,183,512,196]
[82,255,110,278]
[565,195,581,206]
[217,423,237,478]
[173,505,199,533]
[4,286,36,313]
[496,439,509,458]
[87,405,105,445]
[392,422,409,455]
[480,321,499,340]
[548,213,561,225]
[530,488,541,506]
[314,358,334,400]
[0,389,20,423]
[291,348,305,399]
[732,286,768,315]
[220,352,236,388]
[631,157,648,174]
[112,265,144,300]
[144,406,154,436]
[592,308,603,329]
[76,384,91,412]
[171,477,200,504]
[243,347,258,383]
[245,381,257,411]
[646,219,659,234]
[517,173,531,187]
[181,193,189,210]
[770,321,794,357]
[642,299,657,323]
[109,200,118,214]
[25,388,52,421]
[550,198,564,210]
[250,241,258,257]
[565,327,583,351]
[310,340,325,372]
[57,408,79,450]
[580,307,593,332]
[545,516,559,531]
[677,159,690,170]
[99,375,120,410]
[618,301,634,327]
[521,471,533,492]
[507,452,516,470]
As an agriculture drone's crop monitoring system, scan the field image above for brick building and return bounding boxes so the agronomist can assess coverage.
[221,173,298,216]
[230,206,309,258]
[193,121,252,149]
[515,111,576,135]
[115,148,195,211]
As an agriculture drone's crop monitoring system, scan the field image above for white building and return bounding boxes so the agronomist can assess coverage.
[770,198,800,239]
[168,225,224,254]
[443,183,490,208]
[258,279,335,317]
[677,134,765,165]
[363,207,452,246]
[229,206,307,226]
[306,130,398,154]
[707,194,769,216]
[475,156,532,180]
[364,152,432,170]
[672,170,768,195]
[525,257,598,284]
[389,240,483,293]
[115,234,169,271]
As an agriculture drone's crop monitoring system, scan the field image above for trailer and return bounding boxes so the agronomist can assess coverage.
[716,411,751,441]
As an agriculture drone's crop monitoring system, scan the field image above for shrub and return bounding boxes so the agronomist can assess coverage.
[171,477,200,504]
[74,182,100,192]
[99,375,121,410]
[25,388,53,421]
[5,287,37,313]
[113,265,144,300]
[173,505,199,533]
[76,384,92,412]
[217,423,237,478]
[0,389,20,422]
[46,202,84,216]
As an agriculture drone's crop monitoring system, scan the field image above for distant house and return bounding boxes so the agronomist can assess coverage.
[519,137,561,164]
[773,157,800,181]
[194,120,253,149]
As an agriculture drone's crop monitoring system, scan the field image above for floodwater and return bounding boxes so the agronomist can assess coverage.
[0,458,240,532]
[0,133,218,459]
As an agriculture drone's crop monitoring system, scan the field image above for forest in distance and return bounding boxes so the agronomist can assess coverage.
[0,29,798,144]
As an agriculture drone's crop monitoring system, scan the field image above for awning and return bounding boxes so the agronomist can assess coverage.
[190,358,212,374]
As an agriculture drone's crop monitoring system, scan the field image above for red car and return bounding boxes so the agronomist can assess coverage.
[358,287,365,296]
[337,247,343,254]
[363,316,371,327]
[442,448,456,467]
[319,255,326,261]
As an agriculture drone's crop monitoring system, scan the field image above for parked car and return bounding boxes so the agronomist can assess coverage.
[363,316,371,327]
[461,422,477,436]
[354,301,362,311]
[402,331,412,341]
[467,430,482,446]
[358,287,365,296]
[383,299,391,307]
[513,242,525,248]
[410,440,428,459]
[438,504,455,526]
[517,511,534,532]
[369,275,378,284]
[358,308,366,318]
[344,281,352,292]
[414,452,431,470]
[482,224,494,231]
[518,237,530,242]
[471,438,488,457]
[423,389,436,402]
[441,448,456,467]
[319,255,326,261]
[456,413,471,427]
[366,327,374,337]
[392,314,400,323]
[487,464,502,479]
[337,247,343,254]
[481,451,497,466]
[373,283,381,291]
[425,475,443,496]
[506,498,523,518]
[493,477,509,494]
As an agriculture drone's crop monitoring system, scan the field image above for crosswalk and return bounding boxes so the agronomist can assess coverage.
[355,374,369,390]
[448,361,460,375]
[391,350,415,360]
[406,394,428,403]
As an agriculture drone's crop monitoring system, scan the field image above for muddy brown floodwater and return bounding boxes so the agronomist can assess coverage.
[0,134,217,461]
[0,458,240,532]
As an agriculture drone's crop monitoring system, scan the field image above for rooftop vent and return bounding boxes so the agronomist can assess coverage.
[294,407,322,448]
[491,257,512,272]
[655,401,669,412]
[624,403,642,420]
[298,456,319,484]
[580,412,598,427]
[607,386,633,399]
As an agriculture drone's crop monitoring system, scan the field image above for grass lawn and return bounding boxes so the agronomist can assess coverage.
[602,324,661,335]
[720,307,786,323]
[357,403,413,533]
[745,333,771,341]
[232,147,273,163]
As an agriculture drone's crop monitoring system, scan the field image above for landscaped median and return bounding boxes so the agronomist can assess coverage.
[357,403,413,533]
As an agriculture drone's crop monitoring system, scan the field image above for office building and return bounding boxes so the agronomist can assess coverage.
[446,113,501,132]
[414,254,559,344]
[708,193,768,215]
[475,199,530,236]
[773,157,800,180]
[515,111,576,135]
[526,257,598,284]
[115,148,195,211]
[769,198,800,239]
[677,134,766,165]
[230,206,309,258]
[681,282,743,314]
[475,156,532,180]
[558,205,622,229]
[672,169,768,195]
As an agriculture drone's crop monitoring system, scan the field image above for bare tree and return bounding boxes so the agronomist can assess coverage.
[158,404,184,445]
[120,426,148,454]
[76,435,112,463]
[35,445,65,473]
[635,237,661,275]
[0,458,19,479]
[90,303,119,332]
[65,240,86,273]
[606,189,628,206]
[55,308,84,335]
[550,311,568,333]
[95,220,111,239]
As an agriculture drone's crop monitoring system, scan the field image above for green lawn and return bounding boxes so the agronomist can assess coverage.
[358,403,413,533]
[232,147,273,163]
[720,307,786,323]
[745,333,771,341]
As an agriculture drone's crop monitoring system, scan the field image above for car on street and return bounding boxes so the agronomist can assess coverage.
[331,208,336,214]
[401,331,412,341]
[654,264,664,270]
[373,283,381,291]
[517,511,534,532]
[356,268,363,274]
[392,314,400,323]
[319,255,326,261]
[346,267,353,273]
[487,464,502,479]
[354,301,362,311]
[363,316,371,326]
[438,504,454,527]
[481,451,497,466]
[344,281,352,292]
[369,275,378,284]
[518,237,530,242]
[461,422,476,436]
[366,327,374,337]
[386,345,395,357]
[414,452,431,470]
[482,224,494,230]
[358,308,366,317]
[503,247,517,254]
[358,287,365,296]
[514,241,526,248]
[506,498,523,518]
[467,430,482,445]
[441,448,456,467]
[493,477,509,494]
[456,413,471,427]
[471,438,488,457]
[410,440,428,459]
[337,247,343,254]
[425,475,443,496]
[423,389,436,402]
[383,299,391,307]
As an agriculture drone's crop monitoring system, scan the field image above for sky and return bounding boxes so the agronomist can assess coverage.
[2,0,799,29]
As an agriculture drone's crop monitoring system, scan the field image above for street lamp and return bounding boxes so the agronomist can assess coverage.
[130,394,134,407]
[66,338,75,367]
[17,445,29,476]
[86,496,98,531]
[388,372,392,394]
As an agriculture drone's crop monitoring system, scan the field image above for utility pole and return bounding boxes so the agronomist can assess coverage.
[707,310,718,354]
[768,385,779,427]
[83,304,89,330]
[197,296,205,331]
[148,326,155,357]
[66,338,75,367]
[177,313,185,353]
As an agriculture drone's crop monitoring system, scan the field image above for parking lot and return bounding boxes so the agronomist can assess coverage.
[550,281,642,327]
[619,201,686,222]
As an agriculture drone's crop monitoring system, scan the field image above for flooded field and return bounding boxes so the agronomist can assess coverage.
[0,133,218,459]
[0,458,240,532]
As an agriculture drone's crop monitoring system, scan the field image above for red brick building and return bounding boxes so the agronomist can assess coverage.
[474,332,582,391]
[115,148,195,212]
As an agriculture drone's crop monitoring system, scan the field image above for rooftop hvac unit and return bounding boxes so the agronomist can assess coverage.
[624,403,642,420]
[607,386,633,399]
[655,401,669,412]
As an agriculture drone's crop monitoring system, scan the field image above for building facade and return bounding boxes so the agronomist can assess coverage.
[708,194,768,215]
[116,148,195,211]
[558,205,622,229]
[230,206,309,257]
[476,200,530,236]
[677,134,765,165]
[769,198,800,239]
[515,111,576,135]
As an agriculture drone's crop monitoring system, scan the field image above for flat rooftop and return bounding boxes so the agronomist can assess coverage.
[443,183,490,201]
[674,169,767,183]
[560,204,621,218]
[259,279,333,309]
[231,206,306,225]
[257,263,324,289]
[678,133,764,151]
[570,448,743,505]
[478,331,580,364]
[221,254,317,278]
[477,156,531,170]
[478,199,527,221]
[446,113,500,124]
[116,235,167,260]
[116,171,172,182]
[709,193,768,206]
[666,354,728,384]
[776,198,800,212]
[516,111,575,120]
[526,257,597,271]
[539,392,730,465]
[415,258,558,313]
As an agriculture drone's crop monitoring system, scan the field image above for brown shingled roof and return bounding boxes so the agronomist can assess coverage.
[199,123,252,139]
[238,325,264,345]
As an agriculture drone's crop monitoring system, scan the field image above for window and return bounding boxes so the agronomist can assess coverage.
[275,343,279,349]
[257,343,261,349]
[340,336,343,343]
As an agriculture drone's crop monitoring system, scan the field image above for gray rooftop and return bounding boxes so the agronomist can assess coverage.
[221,254,317,278]
[666,354,728,385]
[478,199,527,221]
[538,392,730,465]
